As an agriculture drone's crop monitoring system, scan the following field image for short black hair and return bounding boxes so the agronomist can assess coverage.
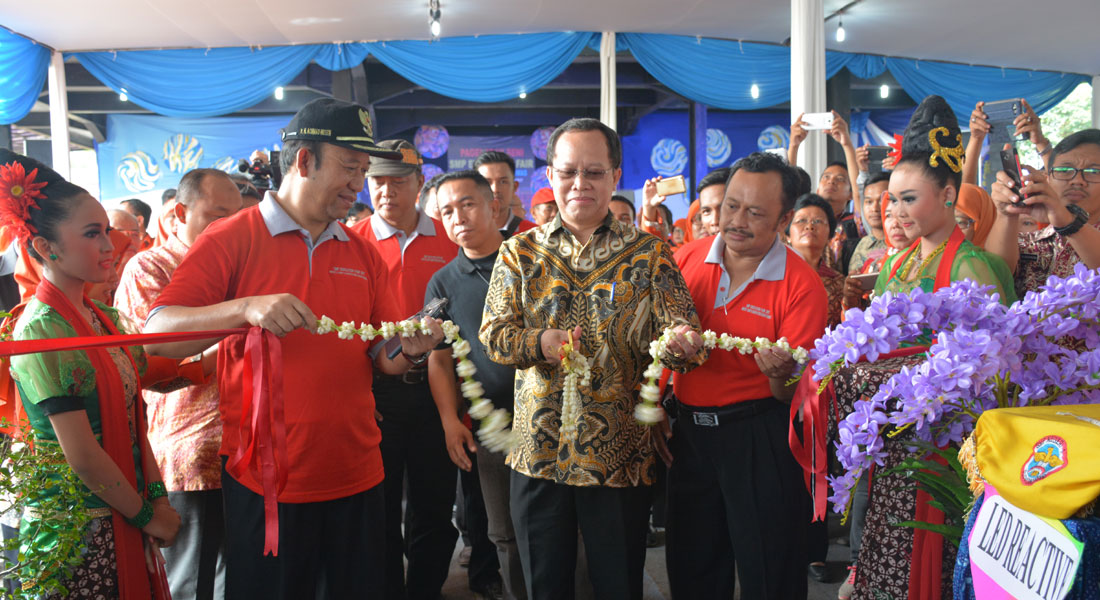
[865,171,892,188]
[121,198,151,228]
[547,118,622,170]
[347,202,370,218]
[824,160,848,173]
[161,188,177,204]
[473,151,516,176]
[729,152,802,214]
[176,168,231,208]
[420,172,447,201]
[280,139,324,175]
[696,167,731,195]
[787,193,838,236]
[433,170,494,204]
[610,194,634,210]
[1051,129,1100,166]
[792,166,812,196]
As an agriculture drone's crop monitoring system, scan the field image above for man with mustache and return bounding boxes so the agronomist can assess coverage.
[667,152,828,600]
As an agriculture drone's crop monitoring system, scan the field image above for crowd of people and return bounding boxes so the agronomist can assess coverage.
[0,88,1095,600]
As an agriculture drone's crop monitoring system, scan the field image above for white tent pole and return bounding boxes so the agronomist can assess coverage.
[600,31,617,131]
[1092,75,1100,129]
[791,0,826,178]
[47,51,71,179]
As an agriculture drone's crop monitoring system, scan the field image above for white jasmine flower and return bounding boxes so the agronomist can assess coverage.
[634,404,664,424]
[338,321,357,340]
[453,339,471,359]
[316,316,337,335]
[640,383,660,403]
[456,359,477,378]
[469,398,494,419]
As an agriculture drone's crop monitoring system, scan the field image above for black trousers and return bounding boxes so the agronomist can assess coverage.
[221,462,385,600]
[375,379,459,600]
[510,471,651,600]
[665,399,808,600]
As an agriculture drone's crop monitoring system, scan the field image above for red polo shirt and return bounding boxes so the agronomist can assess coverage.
[673,235,827,407]
[352,211,458,315]
[151,195,401,502]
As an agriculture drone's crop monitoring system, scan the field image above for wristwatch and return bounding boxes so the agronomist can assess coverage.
[1054,204,1089,238]
[401,349,430,366]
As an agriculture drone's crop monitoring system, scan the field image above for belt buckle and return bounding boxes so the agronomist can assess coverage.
[692,411,719,427]
[400,369,424,385]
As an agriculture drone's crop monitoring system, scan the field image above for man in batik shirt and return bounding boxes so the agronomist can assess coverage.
[480,118,706,600]
[115,168,242,600]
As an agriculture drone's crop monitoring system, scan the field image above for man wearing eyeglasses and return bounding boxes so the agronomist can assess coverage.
[479,118,706,599]
[987,128,1100,297]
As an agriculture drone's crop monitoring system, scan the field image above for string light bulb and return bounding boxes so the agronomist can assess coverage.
[750,84,760,99]
[519,91,527,99]
[836,19,846,43]
[119,87,129,102]
[274,86,285,100]
[880,84,889,99]
[429,0,441,39]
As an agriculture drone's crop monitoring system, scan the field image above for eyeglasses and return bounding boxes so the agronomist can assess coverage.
[551,167,611,182]
[792,218,828,228]
[1049,166,1100,183]
[955,216,975,229]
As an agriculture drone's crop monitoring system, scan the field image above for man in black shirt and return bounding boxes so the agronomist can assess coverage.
[425,170,523,600]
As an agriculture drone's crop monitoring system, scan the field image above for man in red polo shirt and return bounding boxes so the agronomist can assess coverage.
[667,152,828,600]
[351,140,461,600]
[144,98,443,599]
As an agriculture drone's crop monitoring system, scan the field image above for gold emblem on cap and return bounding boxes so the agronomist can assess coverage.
[359,109,373,138]
[400,148,422,166]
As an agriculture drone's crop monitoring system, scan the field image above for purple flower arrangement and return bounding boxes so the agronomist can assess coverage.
[812,264,1100,513]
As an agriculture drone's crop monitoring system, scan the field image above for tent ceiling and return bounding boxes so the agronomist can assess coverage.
[6,0,1099,75]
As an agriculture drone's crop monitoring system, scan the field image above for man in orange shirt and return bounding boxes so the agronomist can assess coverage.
[351,140,461,600]
[115,167,242,600]
[474,151,536,236]
[145,98,443,599]
[668,152,828,600]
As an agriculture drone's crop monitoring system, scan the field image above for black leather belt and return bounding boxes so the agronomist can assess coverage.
[676,397,782,427]
[373,367,428,385]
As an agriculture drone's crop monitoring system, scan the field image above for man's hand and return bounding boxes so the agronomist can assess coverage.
[1014,99,1050,154]
[663,325,704,361]
[842,276,865,310]
[400,317,445,358]
[790,112,809,147]
[993,164,1074,226]
[641,177,668,221]
[827,111,853,148]
[442,416,477,472]
[856,144,870,174]
[242,293,317,337]
[540,326,584,365]
[755,346,797,380]
[968,101,992,138]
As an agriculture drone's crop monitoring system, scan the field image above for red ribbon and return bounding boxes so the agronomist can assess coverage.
[789,345,931,522]
[0,321,291,557]
[229,328,288,556]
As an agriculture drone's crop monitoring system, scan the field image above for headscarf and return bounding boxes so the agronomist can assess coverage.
[955,183,995,248]
[685,199,701,242]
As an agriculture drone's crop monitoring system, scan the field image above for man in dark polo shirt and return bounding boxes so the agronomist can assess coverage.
[425,170,523,600]
[667,152,828,600]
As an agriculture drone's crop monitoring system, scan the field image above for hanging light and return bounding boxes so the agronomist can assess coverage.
[836,19,846,43]
[429,0,441,39]
[880,84,889,99]
[519,91,527,99]
[274,86,285,100]
[119,88,128,102]
[750,84,760,99]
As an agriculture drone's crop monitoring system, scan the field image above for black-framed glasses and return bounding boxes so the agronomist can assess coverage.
[551,167,611,181]
[1049,166,1100,183]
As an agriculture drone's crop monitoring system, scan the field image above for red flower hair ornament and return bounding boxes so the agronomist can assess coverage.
[0,161,47,244]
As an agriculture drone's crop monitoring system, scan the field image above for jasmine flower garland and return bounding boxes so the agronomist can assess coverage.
[558,331,591,444]
[314,316,516,453]
[635,328,810,424]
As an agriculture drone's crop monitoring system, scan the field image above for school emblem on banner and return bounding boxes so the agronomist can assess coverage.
[1021,436,1068,486]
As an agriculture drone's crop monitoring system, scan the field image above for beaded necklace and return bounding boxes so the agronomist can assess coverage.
[897,237,949,281]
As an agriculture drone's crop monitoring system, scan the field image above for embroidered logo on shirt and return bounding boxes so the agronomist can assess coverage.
[422,255,447,264]
[1020,435,1067,486]
[330,266,369,281]
[741,304,772,319]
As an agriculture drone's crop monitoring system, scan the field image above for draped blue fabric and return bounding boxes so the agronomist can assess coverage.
[619,33,849,110]
[883,57,1089,120]
[312,43,371,71]
[364,32,597,102]
[0,29,51,124]
[72,46,322,118]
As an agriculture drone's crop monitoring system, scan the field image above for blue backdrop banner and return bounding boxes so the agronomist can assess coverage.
[0,29,51,124]
[96,114,284,200]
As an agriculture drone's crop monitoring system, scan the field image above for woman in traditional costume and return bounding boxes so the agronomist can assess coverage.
[0,149,178,598]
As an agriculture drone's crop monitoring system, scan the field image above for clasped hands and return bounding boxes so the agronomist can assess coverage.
[540,324,704,365]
